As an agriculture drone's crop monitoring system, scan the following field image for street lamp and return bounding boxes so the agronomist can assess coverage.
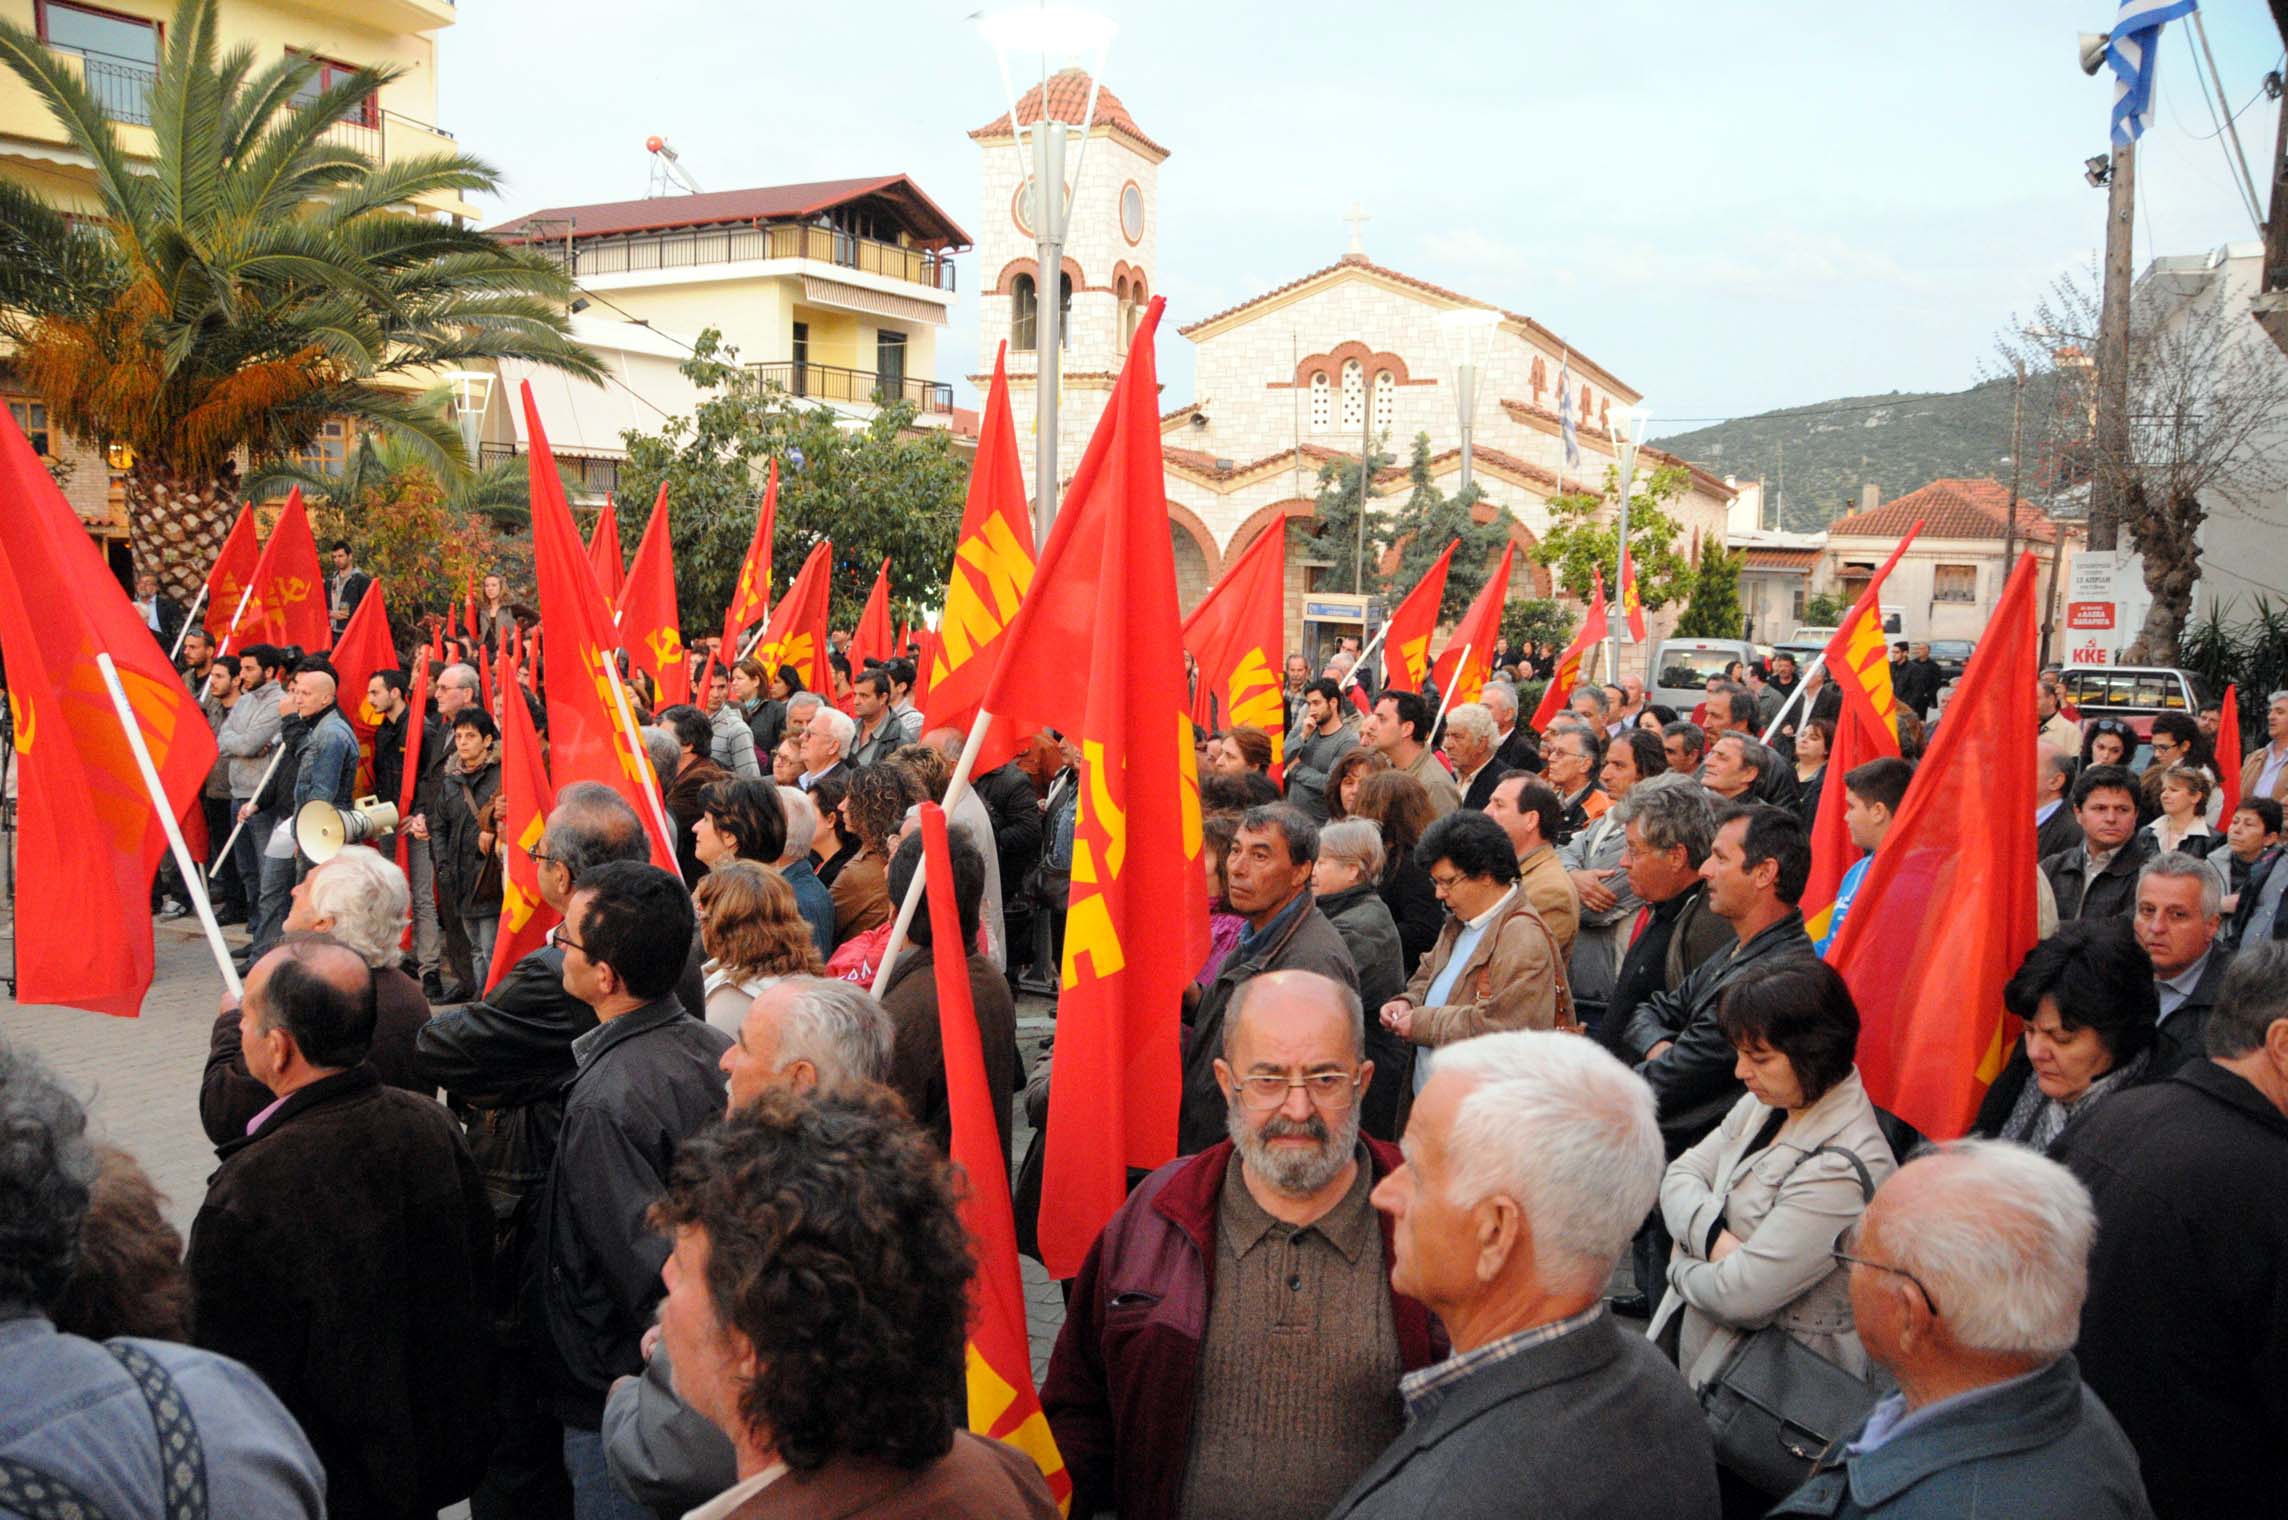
[1436,307,1503,493]
[1606,404,1651,683]
[439,369,496,465]
[978,4,1116,546]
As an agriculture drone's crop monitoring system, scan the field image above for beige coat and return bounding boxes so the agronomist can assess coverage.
[1648,1068,1896,1392]
[1400,889,1574,1046]
[1516,843,1582,958]
[1399,744,1463,817]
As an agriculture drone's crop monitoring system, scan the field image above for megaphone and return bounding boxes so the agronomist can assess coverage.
[296,796,401,863]
[2079,32,2111,77]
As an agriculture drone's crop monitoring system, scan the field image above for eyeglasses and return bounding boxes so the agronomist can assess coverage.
[1231,1071,1362,1111]
[1427,869,1467,892]
[1832,1226,1940,1318]
[547,922,586,955]
[526,844,557,868]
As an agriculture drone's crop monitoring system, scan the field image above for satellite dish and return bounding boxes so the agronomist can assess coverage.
[2079,32,2111,78]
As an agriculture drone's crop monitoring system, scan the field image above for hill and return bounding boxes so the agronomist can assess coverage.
[1651,374,2059,531]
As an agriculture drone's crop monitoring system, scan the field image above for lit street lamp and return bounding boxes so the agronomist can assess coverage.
[440,369,496,465]
[1437,306,1503,494]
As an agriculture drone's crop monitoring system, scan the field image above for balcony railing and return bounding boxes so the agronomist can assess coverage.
[70,49,157,126]
[481,442,620,495]
[748,361,953,415]
[556,222,957,293]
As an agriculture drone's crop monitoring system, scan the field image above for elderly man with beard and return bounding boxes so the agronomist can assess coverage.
[1043,970,1444,1520]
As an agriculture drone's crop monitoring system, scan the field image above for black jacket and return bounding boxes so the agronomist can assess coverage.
[432,750,503,919]
[1596,884,1732,1059]
[1318,881,1413,1141]
[1494,726,1543,776]
[2055,1061,2288,1519]
[2041,834,2156,922]
[1459,761,1513,813]
[1625,910,1815,1151]
[252,711,310,815]
[2036,801,2086,861]
[1894,657,1942,717]
[1378,855,1445,979]
[186,1067,493,1520]
[1177,893,1358,1154]
[371,707,440,818]
[2225,845,2288,950]
[2151,949,2231,1076]
[974,760,1044,908]
[531,995,731,1427]
[200,967,434,1146]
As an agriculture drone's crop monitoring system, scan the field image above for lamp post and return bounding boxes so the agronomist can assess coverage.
[1606,405,1650,686]
[979,5,1116,547]
[1437,307,1503,494]
[440,369,496,465]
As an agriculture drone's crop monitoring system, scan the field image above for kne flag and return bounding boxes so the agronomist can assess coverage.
[849,557,895,676]
[1802,524,1918,943]
[203,504,261,644]
[1182,518,1288,765]
[1831,552,2044,1139]
[330,582,395,797]
[621,482,689,707]
[754,539,833,694]
[916,805,1072,1511]
[235,488,327,655]
[1431,541,1516,709]
[486,656,560,994]
[520,382,679,873]
[924,344,1038,771]
[1529,569,1609,731]
[1378,541,1456,695]
[1617,538,1648,644]
[586,497,625,610]
[978,297,1209,1275]
[720,459,779,662]
[2216,684,2243,819]
[0,403,218,1016]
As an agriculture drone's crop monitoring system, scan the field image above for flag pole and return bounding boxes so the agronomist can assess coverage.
[168,586,210,662]
[1759,651,1826,747]
[870,700,999,998]
[599,655,682,864]
[1337,615,1396,695]
[209,743,286,870]
[95,652,242,999]
[1429,643,1472,743]
[212,582,258,660]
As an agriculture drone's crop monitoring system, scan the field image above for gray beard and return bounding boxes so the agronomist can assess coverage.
[1227,1099,1362,1198]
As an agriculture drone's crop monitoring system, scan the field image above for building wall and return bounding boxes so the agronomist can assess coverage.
[1827,533,2077,652]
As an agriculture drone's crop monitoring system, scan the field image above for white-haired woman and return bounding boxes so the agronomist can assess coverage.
[1313,818,1411,1140]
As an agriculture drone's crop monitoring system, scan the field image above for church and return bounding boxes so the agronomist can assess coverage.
[969,72,1739,644]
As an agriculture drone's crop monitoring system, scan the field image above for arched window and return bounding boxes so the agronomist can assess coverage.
[1115,276,1131,356]
[1309,371,1332,433]
[1372,369,1395,433]
[1339,359,1365,430]
[1011,274,1038,352]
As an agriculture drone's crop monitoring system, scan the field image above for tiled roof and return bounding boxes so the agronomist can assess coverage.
[969,71,1168,160]
[1740,547,1821,571]
[1826,478,2059,544]
[487,175,971,249]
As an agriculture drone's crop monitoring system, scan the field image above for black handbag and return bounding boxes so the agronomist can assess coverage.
[1698,1144,1880,1495]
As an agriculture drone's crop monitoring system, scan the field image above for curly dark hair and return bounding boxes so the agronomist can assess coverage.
[844,765,919,857]
[0,1042,97,1312]
[650,1088,973,1473]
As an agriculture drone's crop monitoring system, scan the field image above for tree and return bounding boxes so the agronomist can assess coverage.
[1673,545,1745,638]
[615,330,967,632]
[1500,598,1577,655]
[1993,259,2288,663]
[1801,591,1850,627]
[1298,435,1393,593]
[0,0,599,600]
[1380,432,1511,618]
[1530,461,1696,608]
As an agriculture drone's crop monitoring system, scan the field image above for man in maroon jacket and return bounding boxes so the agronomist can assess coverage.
[1041,969,1444,1519]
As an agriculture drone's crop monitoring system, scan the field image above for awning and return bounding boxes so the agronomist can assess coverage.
[497,346,707,457]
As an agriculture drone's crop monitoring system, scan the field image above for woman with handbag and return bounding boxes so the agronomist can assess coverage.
[1648,957,1896,1514]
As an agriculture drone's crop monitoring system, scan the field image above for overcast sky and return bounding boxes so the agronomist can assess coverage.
[443,1,2282,434]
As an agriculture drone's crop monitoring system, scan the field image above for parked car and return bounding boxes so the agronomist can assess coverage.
[1929,640,1977,685]
[2056,665,2214,743]
[1649,638,1761,714]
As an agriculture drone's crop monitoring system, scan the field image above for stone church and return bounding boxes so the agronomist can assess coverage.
[970,72,1737,639]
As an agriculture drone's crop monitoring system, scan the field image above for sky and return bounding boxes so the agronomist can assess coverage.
[441,1,2284,437]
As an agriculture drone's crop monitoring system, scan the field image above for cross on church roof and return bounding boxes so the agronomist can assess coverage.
[1344,202,1371,256]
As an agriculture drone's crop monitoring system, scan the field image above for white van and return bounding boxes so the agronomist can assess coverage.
[1648,638,1760,713]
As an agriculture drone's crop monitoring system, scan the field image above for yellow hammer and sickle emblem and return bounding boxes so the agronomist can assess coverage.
[8,690,30,752]
[1227,648,1287,764]
[1399,635,1429,684]
[645,625,685,668]
[275,576,311,603]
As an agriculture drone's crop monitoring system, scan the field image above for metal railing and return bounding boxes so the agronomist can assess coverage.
[480,442,620,495]
[70,49,157,126]
[748,361,953,414]
[322,116,381,159]
[556,221,957,293]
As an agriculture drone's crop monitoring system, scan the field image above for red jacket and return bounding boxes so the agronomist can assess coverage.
[1040,1138,1444,1518]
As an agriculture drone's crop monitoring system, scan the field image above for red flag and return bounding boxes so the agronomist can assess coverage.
[849,557,895,676]
[2217,684,2243,819]
[477,639,495,710]
[586,496,625,610]
[753,540,833,694]
[462,571,478,649]
[1181,520,1288,767]
[910,628,938,706]
[1378,540,1456,694]
[720,460,779,662]
[1529,569,1610,731]
[1802,526,1919,939]
[1831,552,2043,1138]
[0,404,218,1016]
[486,657,561,993]
[233,488,327,655]
[1431,541,1516,708]
[392,662,431,892]
[923,344,1039,771]
[1617,538,1648,644]
[621,481,689,708]
[978,298,1209,1275]
[916,804,1073,1508]
[330,583,394,797]
[203,504,261,644]
[520,382,679,873]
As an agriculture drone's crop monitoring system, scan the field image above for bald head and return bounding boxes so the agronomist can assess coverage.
[922,727,965,763]
[1224,968,1364,1063]
[293,667,337,718]
[250,935,375,1071]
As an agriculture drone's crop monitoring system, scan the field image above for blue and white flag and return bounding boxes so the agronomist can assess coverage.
[1557,353,1581,467]
[2107,0,2199,147]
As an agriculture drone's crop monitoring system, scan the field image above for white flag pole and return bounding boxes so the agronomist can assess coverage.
[168,585,209,663]
[212,582,258,660]
[209,743,286,869]
[1337,615,1397,695]
[95,653,242,998]
[1429,642,1473,742]
[870,700,998,998]
[1759,652,1827,748]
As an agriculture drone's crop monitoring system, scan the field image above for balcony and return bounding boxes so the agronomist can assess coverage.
[748,361,953,416]
[558,222,957,294]
[481,442,620,496]
[68,48,157,126]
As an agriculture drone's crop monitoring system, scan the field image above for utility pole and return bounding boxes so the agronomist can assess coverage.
[1353,374,1375,594]
[2091,140,2135,552]
[1032,119,1069,549]
[2003,361,2025,572]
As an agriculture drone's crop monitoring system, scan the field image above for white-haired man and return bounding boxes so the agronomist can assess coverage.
[1330,1030,1717,1519]
[1772,1141,2148,1519]
[772,783,836,958]
[797,702,854,792]
[1440,702,1512,813]
[601,975,896,1516]
[1480,680,1543,776]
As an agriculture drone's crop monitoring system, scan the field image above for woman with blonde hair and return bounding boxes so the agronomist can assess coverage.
[693,861,825,1034]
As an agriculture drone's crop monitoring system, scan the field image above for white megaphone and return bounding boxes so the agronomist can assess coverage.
[296,796,401,863]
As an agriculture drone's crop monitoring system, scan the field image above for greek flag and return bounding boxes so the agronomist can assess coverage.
[2107,0,2199,147]
[1557,353,1580,467]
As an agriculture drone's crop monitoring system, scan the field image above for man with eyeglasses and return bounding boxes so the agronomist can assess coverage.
[1042,969,1444,1520]
[1772,1141,2147,1519]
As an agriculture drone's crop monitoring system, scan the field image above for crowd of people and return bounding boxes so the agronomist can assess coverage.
[6,586,2286,1519]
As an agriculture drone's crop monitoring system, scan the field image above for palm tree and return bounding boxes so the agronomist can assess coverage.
[0,0,601,597]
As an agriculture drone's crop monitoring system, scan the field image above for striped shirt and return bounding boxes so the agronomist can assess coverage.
[1399,1303,1607,1420]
